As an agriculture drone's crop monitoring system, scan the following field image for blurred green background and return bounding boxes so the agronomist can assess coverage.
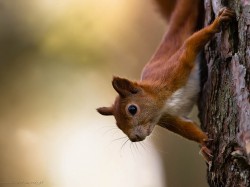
[0,0,208,186]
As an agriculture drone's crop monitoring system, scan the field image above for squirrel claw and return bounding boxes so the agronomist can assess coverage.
[203,138,213,143]
[211,8,235,33]
[218,7,235,17]
[199,145,213,163]
[218,8,235,22]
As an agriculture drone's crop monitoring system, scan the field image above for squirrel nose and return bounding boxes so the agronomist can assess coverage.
[130,134,145,142]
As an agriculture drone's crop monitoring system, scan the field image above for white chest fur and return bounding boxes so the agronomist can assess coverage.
[164,62,200,116]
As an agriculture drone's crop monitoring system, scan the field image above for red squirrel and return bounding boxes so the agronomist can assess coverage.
[97,0,234,161]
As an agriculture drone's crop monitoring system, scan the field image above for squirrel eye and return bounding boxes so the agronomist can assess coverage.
[128,105,137,116]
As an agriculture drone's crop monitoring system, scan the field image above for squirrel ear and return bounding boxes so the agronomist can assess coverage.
[97,107,113,116]
[112,76,141,97]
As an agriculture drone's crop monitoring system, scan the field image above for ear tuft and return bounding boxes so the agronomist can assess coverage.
[112,76,140,97]
[97,107,113,116]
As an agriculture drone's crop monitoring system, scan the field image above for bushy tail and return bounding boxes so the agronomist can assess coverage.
[151,0,204,62]
[153,0,177,21]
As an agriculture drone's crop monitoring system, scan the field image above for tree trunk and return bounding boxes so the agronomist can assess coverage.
[199,0,250,186]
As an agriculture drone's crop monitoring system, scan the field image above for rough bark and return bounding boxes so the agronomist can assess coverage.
[199,0,250,186]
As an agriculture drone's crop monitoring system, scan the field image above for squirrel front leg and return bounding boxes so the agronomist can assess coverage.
[180,8,235,67]
[158,114,212,161]
[160,8,234,90]
[158,114,207,144]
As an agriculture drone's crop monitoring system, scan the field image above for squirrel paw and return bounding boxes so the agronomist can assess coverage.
[212,8,235,32]
[217,8,235,22]
[199,145,213,163]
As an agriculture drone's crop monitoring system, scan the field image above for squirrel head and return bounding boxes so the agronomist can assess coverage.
[97,76,163,142]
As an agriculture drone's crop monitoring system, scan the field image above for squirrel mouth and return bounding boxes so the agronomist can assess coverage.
[127,123,155,142]
[129,134,146,142]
